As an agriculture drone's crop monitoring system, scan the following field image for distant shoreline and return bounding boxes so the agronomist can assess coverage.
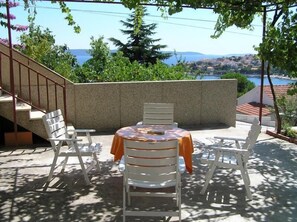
[270,75,297,81]
[203,73,297,81]
[200,74,296,86]
[243,74,297,81]
[70,49,248,66]
[70,50,297,82]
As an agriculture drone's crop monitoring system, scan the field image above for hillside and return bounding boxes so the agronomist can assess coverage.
[187,54,260,75]
[186,54,285,76]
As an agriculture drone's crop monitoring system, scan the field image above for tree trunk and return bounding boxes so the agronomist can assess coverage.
[267,62,282,133]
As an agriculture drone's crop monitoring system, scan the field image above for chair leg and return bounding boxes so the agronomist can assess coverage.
[240,169,252,199]
[127,186,131,206]
[47,151,59,182]
[79,157,90,185]
[178,183,181,222]
[61,156,69,173]
[93,153,100,171]
[74,143,90,185]
[238,157,252,199]
[200,163,217,195]
[243,165,250,185]
[123,183,126,222]
[201,152,221,195]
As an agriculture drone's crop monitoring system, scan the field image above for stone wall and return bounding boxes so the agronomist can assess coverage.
[71,80,237,131]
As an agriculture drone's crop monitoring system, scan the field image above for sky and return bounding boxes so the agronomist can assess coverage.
[0,1,264,55]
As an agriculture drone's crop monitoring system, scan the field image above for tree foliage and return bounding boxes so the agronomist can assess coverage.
[19,24,79,81]
[221,72,255,97]
[74,36,110,83]
[0,0,80,33]
[100,51,191,82]
[277,96,297,127]
[0,0,28,46]
[81,36,192,82]
[254,3,297,132]
[109,5,171,66]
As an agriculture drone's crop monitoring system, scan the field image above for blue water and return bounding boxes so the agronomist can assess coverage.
[163,53,220,65]
[199,75,296,86]
[76,55,91,64]
[71,49,221,65]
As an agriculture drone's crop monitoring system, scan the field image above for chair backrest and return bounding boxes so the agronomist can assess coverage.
[124,140,179,186]
[42,109,68,148]
[242,118,262,151]
[142,103,175,125]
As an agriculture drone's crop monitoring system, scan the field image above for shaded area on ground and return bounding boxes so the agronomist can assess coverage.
[0,125,296,221]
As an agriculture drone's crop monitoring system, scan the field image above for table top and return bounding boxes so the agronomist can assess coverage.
[115,125,191,142]
[111,125,194,173]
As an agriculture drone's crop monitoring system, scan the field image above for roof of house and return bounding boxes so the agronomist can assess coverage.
[237,85,291,116]
[263,85,291,99]
[236,102,271,116]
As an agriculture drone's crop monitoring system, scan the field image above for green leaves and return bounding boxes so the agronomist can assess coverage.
[220,72,255,97]
[257,5,297,81]
[100,53,192,82]
[80,40,192,83]
[19,25,79,82]
[57,1,81,33]
[109,6,171,66]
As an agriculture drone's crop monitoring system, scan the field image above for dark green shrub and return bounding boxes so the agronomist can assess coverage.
[221,72,255,97]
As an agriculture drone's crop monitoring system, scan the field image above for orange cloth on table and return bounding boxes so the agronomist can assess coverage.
[110,126,194,173]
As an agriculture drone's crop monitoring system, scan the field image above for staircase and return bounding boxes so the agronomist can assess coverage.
[0,91,47,139]
[0,43,68,143]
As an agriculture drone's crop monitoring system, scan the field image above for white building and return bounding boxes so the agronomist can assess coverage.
[236,85,290,126]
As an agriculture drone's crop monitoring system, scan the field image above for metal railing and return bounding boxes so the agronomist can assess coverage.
[0,43,68,123]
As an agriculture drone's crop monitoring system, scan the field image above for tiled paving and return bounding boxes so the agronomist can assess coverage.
[0,122,296,222]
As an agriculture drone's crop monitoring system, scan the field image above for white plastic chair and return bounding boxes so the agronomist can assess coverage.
[120,139,185,222]
[137,103,178,127]
[200,118,261,199]
[42,109,102,185]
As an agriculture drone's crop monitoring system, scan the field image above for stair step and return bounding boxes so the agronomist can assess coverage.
[0,94,13,102]
[67,123,75,132]
[30,110,46,120]
[66,123,76,137]
[16,102,31,111]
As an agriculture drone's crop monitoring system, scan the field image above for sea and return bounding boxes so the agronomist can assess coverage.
[199,75,296,86]
[71,49,220,65]
[70,49,296,86]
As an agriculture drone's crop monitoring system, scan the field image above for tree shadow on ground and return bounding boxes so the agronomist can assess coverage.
[0,158,123,222]
[182,139,297,221]
[0,139,296,222]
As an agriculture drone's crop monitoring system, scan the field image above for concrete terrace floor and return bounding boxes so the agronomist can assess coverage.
[0,122,296,222]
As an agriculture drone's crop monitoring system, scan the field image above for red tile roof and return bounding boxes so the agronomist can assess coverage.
[236,102,271,116]
[263,85,291,99]
[237,85,292,116]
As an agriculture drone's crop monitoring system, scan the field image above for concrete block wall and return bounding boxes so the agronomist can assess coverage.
[71,80,237,131]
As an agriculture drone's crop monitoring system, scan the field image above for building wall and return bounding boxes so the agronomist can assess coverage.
[237,86,273,106]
